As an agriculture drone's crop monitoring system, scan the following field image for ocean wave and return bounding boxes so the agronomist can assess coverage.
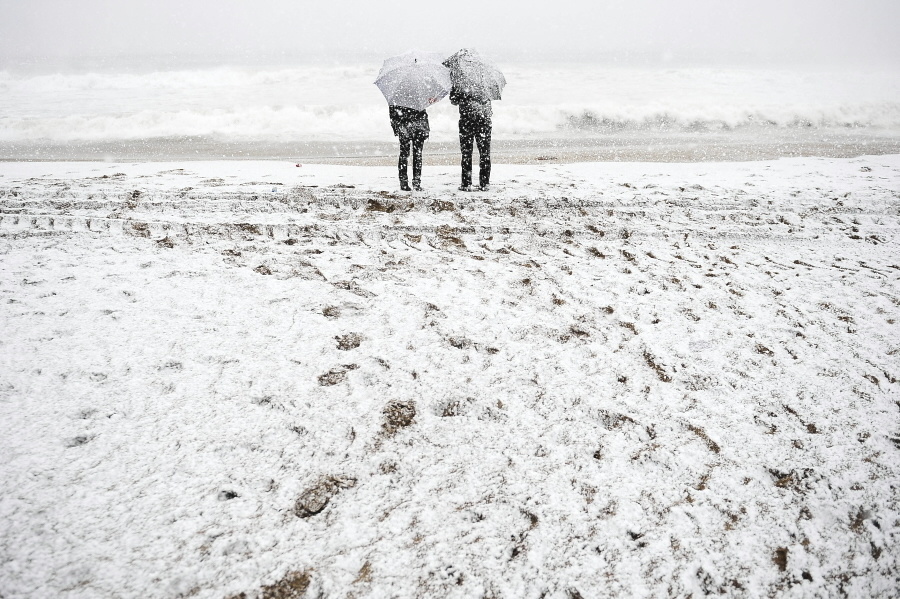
[0,105,399,142]
[2,64,899,142]
[557,104,900,132]
[2,103,900,143]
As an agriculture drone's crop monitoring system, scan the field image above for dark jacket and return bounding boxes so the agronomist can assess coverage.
[389,106,430,139]
[450,89,492,124]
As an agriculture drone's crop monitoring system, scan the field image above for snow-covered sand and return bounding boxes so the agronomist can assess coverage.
[1,157,898,598]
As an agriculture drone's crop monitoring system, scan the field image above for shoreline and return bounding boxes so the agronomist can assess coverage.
[3,132,899,165]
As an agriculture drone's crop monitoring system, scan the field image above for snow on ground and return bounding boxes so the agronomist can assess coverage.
[1,157,899,598]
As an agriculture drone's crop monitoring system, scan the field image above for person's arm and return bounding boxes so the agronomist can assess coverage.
[389,106,400,136]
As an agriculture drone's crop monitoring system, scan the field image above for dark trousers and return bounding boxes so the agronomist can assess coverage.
[398,135,425,185]
[459,117,491,187]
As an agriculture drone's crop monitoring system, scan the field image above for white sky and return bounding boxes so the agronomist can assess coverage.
[1,0,899,65]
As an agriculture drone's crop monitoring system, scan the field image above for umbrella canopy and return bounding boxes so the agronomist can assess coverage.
[443,48,506,101]
[374,51,452,111]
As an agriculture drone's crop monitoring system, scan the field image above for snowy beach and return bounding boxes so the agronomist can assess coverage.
[1,156,898,598]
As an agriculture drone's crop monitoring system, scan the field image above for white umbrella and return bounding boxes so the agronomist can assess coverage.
[443,48,506,101]
[374,51,452,111]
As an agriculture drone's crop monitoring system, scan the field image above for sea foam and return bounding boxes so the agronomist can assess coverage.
[1,64,898,143]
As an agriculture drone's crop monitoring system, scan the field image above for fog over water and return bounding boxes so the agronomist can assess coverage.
[3,0,899,67]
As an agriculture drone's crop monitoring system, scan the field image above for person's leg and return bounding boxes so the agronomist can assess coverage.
[398,134,411,189]
[411,136,424,189]
[459,120,474,188]
[475,122,492,189]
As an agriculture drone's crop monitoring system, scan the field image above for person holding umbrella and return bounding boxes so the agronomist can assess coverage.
[443,49,506,192]
[374,51,452,192]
